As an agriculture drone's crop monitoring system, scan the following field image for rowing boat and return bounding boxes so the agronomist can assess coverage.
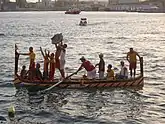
[13,45,144,91]
[14,74,144,90]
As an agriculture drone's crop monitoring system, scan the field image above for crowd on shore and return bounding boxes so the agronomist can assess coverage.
[17,35,141,81]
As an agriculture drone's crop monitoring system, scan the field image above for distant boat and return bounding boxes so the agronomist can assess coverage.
[79,18,87,26]
[0,33,5,36]
[65,8,81,14]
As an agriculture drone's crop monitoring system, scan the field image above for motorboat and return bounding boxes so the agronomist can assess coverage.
[65,8,81,14]
[79,18,87,26]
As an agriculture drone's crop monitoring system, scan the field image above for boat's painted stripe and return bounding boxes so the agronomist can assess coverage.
[125,81,132,86]
[105,83,113,87]
[118,82,125,87]
[137,77,144,86]
[111,82,119,87]
[132,79,141,86]
[97,83,106,87]
[90,83,98,87]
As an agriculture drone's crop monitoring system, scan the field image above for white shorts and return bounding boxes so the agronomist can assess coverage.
[60,60,65,70]
[87,69,96,79]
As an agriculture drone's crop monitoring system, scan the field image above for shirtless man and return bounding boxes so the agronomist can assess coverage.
[19,47,36,80]
[126,48,140,77]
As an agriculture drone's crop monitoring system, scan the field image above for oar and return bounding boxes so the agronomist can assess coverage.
[38,71,78,94]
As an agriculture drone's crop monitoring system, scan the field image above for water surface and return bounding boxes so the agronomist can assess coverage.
[0,11,165,124]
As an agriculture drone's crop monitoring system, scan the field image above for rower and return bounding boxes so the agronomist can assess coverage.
[76,56,96,79]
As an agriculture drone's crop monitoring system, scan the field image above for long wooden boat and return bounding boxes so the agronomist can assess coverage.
[14,45,144,91]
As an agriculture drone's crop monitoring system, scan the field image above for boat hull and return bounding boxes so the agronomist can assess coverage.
[65,11,80,14]
[14,75,144,91]
[79,23,87,26]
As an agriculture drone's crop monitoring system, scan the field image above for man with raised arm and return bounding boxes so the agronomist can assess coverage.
[40,47,50,80]
[19,47,36,80]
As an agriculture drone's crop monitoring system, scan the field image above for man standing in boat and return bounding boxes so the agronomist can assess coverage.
[40,47,50,80]
[126,48,140,78]
[19,47,36,80]
[76,56,96,79]
[95,53,105,79]
[51,33,67,79]
[59,43,67,78]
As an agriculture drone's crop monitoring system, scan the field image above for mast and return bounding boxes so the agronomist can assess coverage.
[15,44,19,74]
[140,57,143,76]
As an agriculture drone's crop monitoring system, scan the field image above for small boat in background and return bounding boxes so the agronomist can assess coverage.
[65,8,81,14]
[0,33,5,36]
[79,18,87,26]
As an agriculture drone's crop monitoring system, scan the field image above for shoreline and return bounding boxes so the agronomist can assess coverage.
[0,10,165,13]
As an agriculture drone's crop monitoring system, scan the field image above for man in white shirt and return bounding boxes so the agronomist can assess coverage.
[116,61,128,79]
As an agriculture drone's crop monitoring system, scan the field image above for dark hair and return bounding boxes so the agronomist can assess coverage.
[22,65,26,69]
[108,64,112,68]
[63,44,67,48]
[51,53,54,56]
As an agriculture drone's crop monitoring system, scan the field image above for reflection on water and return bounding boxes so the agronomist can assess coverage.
[13,88,144,123]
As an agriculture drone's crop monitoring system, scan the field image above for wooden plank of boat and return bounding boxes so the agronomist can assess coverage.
[14,74,144,90]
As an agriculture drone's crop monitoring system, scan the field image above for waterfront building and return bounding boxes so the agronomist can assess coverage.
[42,0,51,8]
[108,0,139,5]
[106,0,160,12]
[108,0,118,5]
[118,0,139,4]
[16,0,27,8]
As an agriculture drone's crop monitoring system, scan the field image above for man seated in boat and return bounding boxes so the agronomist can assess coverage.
[116,61,128,79]
[19,47,36,80]
[20,65,28,79]
[106,64,115,80]
[34,63,43,81]
[76,56,96,79]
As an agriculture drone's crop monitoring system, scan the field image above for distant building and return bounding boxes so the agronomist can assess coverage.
[0,2,17,11]
[42,0,51,8]
[108,0,139,5]
[106,0,160,12]
[0,0,10,10]
[55,0,79,8]
[118,0,139,4]
[108,0,118,5]
[16,0,27,8]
